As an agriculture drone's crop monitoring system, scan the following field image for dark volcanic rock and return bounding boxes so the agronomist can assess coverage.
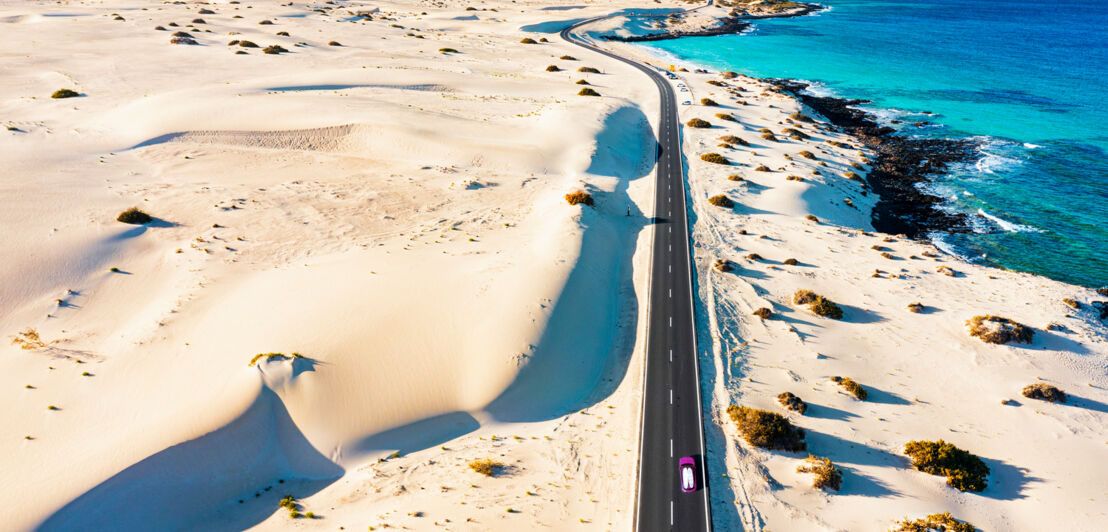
[604,17,751,42]
[769,79,979,238]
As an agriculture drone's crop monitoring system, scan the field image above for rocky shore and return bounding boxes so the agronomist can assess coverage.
[603,1,822,43]
[603,16,751,42]
[769,79,980,238]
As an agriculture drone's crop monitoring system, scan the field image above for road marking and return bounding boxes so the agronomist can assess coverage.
[670,438,673,456]
[670,500,674,525]
[670,348,673,362]
[669,264,672,272]
[670,389,673,405]
[669,288,672,297]
[669,316,673,327]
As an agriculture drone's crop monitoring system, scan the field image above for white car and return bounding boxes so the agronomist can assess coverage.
[681,100,692,105]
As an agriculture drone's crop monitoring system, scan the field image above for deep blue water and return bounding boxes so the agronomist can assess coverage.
[642,0,1108,288]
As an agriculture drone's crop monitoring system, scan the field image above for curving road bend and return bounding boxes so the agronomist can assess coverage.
[561,9,712,532]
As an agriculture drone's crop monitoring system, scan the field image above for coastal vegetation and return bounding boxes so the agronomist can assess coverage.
[708,194,734,208]
[892,512,976,532]
[714,259,735,272]
[797,455,841,491]
[777,391,806,414]
[248,352,304,366]
[1022,382,1066,403]
[966,315,1033,344]
[715,113,737,121]
[116,207,152,224]
[753,307,772,319]
[903,440,989,492]
[51,89,79,99]
[700,98,718,106]
[468,458,505,477]
[578,66,600,73]
[727,405,806,452]
[754,164,770,172]
[727,174,743,181]
[797,150,816,159]
[11,328,48,350]
[831,376,867,400]
[520,37,537,44]
[701,153,730,165]
[577,88,600,97]
[545,65,560,72]
[686,118,711,128]
[564,190,594,206]
[263,44,289,54]
[793,289,842,319]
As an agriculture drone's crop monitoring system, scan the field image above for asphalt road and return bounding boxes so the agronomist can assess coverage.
[561,13,712,532]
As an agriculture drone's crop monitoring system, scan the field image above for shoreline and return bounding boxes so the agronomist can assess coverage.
[601,2,822,43]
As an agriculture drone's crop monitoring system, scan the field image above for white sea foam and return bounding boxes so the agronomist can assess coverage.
[977,209,1042,233]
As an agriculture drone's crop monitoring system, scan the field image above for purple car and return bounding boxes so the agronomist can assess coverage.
[679,456,697,493]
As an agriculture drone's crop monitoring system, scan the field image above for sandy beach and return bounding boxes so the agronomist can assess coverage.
[2,1,1105,531]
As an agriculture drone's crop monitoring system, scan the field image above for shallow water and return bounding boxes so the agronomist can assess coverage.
[642,0,1108,288]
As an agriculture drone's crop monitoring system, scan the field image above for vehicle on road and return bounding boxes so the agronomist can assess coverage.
[681,100,692,105]
[679,457,697,493]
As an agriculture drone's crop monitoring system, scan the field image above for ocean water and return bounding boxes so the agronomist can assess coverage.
[642,0,1108,288]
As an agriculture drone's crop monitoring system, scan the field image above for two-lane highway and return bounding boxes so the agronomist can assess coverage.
[561,12,712,532]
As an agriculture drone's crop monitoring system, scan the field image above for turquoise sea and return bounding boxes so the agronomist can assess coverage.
[642,0,1108,288]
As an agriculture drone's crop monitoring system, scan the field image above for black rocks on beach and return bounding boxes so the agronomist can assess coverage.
[769,79,979,238]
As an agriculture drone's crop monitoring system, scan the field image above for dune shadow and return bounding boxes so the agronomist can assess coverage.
[352,411,480,457]
[839,303,885,324]
[804,402,860,421]
[1065,393,1108,414]
[862,385,912,405]
[837,466,900,498]
[485,105,653,422]
[39,386,343,532]
[730,203,778,216]
[981,456,1039,501]
[1030,328,1090,355]
[804,429,906,468]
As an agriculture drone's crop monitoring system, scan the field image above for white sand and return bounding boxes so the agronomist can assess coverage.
[2,1,1105,531]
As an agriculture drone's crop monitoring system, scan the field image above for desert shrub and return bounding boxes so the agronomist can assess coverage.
[277,31,290,36]
[469,458,505,476]
[540,37,549,42]
[907,302,924,313]
[892,512,976,532]
[1062,297,1080,309]
[726,405,806,452]
[715,113,736,121]
[777,391,806,414]
[116,207,152,224]
[51,89,79,99]
[192,18,206,24]
[199,8,216,14]
[327,41,342,46]
[903,440,989,492]
[786,175,803,182]
[754,164,770,172]
[831,376,866,400]
[575,79,590,85]
[797,455,841,490]
[805,214,819,222]
[783,258,798,265]
[236,50,248,55]
[782,127,808,140]
[966,315,1033,344]
[727,174,743,181]
[753,307,773,319]
[722,71,738,79]
[578,66,600,73]
[686,118,711,128]
[714,259,735,272]
[708,194,734,208]
[701,98,719,106]
[259,20,274,25]
[228,39,240,46]
[701,153,730,165]
[171,36,198,45]
[565,190,594,206]
[439,47,459,53]
[761,131,778,141]
[1022,382,1066,403]
[793,289,818,305]
[263,45,288,54]
[545,64,560,72]
[519,37,537,44]
[719,135,748,146]
[172,31,192,38]
[881,252,894,259]
[789,111,813,122]
[560,55,577,60]
[937,265,958,277]
[797,150,816,160]
[850,161,863,169]
[279,495,300,512]
[828,140,852,148]
[707,80,724,86]
[239,40,259,48]
[248,352,303,366]
[11,328,47,350]
[843,171,860,180]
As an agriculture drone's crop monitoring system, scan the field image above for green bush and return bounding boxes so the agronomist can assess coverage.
[966,315,1033,344]
[469,458,505,476]
[831,376,866,400]
[116,207,152,224]
[708,194,734,208]
[700,153,730,165]
[726,405,806,452]
[565,190,594,206]
[51,89,80,99]
[903,440,989,492]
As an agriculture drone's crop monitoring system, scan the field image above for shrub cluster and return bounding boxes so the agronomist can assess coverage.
[545,64,560,72]
[830,376,866,400]
[520,37,537,44]
[686,118,711,128]
[782,127,808,140]
[713,258,735,272]
[907,302,924,313]
[761,131,778,141]
[789,111,813,123]
[966,315,1033,344]
[700,98,718,106]
[578,66,600,73]
[783,258,798,265]
[776,391,806,413]
[564,190,594,206]
[469,458,505,477]
[726,405,806,452]
[797,455,841,490]
[701,153,730,165]
[903,439,989,492]
[577,88,600,97]
[708,194,734,208]
[715,113,737,122]
[893,512,977,532]
[263,45,289,54]
[797,150,816,159]
[754,164,770,172]
[117,207,152,224]
[1021,382,1066,403]
[792,290,841,319]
